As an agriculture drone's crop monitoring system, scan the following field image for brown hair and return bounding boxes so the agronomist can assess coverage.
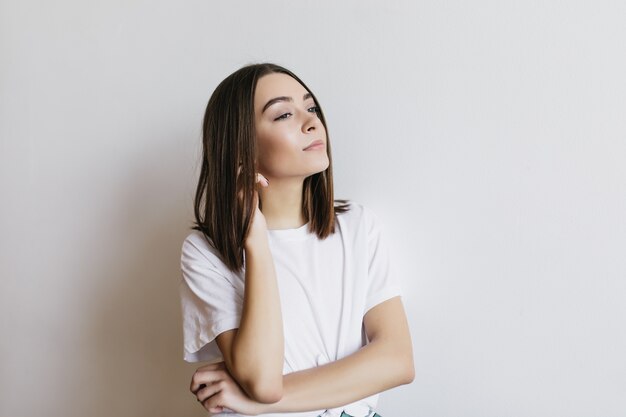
[193,63,348,272]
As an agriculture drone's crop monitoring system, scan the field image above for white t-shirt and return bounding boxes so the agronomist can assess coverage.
[179,202,402,417]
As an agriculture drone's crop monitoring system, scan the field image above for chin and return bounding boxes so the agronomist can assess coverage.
[270,158,329,179]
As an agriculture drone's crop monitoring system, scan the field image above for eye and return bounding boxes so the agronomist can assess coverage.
[308,106,320,114]
[274,112,292,121]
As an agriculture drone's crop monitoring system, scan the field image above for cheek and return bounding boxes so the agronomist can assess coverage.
[256,129,298,173]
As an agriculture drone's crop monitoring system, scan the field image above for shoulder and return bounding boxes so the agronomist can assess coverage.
[336,200,382,228]
[181,230,212,258]
[180,230,230,274]
[335,200,385,240]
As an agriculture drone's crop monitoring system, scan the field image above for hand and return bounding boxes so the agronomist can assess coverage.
[190,362,267,416]
[249,172,270,235]
[237,168,270,245]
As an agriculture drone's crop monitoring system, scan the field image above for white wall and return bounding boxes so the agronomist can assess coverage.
[1,1,625,416]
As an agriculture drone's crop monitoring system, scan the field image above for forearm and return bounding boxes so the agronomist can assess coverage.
[263,337,414,413]
[231,234,284,399]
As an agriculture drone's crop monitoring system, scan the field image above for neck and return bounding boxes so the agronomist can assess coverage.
[259,177,306,230]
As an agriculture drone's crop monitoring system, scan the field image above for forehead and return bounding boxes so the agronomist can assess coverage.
[254,73,311,108]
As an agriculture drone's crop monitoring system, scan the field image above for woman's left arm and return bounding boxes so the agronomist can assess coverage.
[193,296,414,414]
[267,296,414,412]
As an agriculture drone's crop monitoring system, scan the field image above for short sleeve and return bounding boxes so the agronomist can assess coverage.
[179,232,243,363]
[363,206,403,313]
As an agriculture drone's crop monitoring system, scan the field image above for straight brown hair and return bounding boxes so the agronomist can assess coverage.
[193,63,348,272]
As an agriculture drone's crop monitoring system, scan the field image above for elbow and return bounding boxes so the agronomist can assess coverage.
[244,377,283,403]
[401,360,415,384]
[389,348,415,385]
[228,352,284,403]
[399,347,415,384]
[401,348,416,384]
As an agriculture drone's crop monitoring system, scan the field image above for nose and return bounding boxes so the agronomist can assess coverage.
[302,110,320,133]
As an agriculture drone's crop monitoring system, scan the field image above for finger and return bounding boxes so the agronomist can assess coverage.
[256,173,269,187]
[208,405,224,414]
[191,368,229,394]
[197,380,224,402]
[199,391,224,413]
[190,368,227,394]
[203,390,226,413]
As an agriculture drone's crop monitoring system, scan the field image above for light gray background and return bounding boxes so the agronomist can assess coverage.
[1,1,625,416]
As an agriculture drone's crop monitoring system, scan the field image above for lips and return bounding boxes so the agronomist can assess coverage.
[303,139,325,151]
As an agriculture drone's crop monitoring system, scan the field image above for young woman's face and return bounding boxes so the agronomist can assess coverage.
[253,72,329,180]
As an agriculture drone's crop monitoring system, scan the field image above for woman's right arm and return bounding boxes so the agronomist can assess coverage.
[208,190,284,404]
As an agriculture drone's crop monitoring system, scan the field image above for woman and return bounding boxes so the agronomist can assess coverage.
[180,63,414,417]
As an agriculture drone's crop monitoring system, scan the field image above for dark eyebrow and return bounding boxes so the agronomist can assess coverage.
[262,93,314,113]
